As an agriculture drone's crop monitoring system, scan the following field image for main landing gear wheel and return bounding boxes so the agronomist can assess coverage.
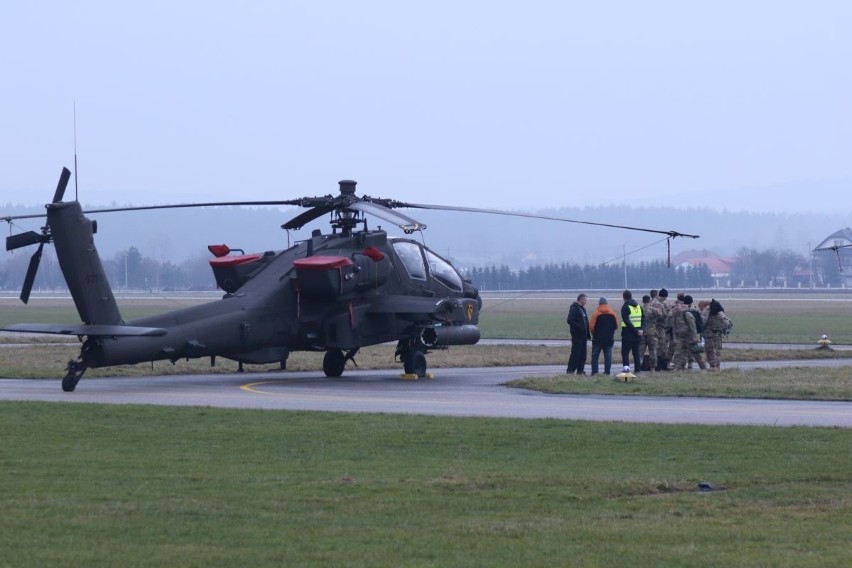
[62,360,87,392]
[323,349,346,378]
[403,350,428,378]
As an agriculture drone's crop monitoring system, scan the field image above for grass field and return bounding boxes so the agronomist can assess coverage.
[1,402,850,567]
[3,294,851,566]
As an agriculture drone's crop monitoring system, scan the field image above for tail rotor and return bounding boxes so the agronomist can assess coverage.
[5,167,71,303]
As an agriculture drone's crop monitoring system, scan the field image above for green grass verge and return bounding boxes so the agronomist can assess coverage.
[1,402,850,567]
[508,366,852,400]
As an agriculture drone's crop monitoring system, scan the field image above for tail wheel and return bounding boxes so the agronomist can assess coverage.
[61,360,86,392]
[403,350,427,378]
[322,349,346,377]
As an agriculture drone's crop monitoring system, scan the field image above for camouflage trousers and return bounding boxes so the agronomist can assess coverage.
[705,332,723,369]
[667,330,694,366]
[671,335,707,371]
[642,331,659,371]
[655,325,668,360]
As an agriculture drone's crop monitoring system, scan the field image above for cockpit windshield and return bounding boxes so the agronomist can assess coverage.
[392,241,427,280]
[391,240,463,291]
[425,249,463,291]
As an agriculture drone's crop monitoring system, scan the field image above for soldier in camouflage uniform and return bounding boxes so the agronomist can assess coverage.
[698,300,710,356]
[642,290,661,372]
[665,291,684,365]
[670,295,707,371]
[671,291,697,368]
[653,288,673,370]
[704,299,732,370]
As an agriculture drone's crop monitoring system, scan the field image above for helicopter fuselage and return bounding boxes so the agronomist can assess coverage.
[80,227,481,370]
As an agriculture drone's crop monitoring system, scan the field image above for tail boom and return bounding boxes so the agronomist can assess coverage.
[47,201,122,325]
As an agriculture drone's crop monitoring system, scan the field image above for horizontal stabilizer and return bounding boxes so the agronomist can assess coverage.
[1,323,167,337]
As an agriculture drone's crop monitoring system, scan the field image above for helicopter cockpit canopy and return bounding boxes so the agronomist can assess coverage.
[391,239,463,292]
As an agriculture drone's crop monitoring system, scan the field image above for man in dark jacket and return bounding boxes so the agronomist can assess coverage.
[566,293,590,375]
[620,290,645,373]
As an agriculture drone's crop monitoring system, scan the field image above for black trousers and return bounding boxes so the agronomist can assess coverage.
[567,333,588,373]
[621,332,642,371]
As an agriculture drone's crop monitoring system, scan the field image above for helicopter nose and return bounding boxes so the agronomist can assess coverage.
[339,180,357,195]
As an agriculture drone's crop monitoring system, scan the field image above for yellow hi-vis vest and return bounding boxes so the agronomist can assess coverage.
[621,304,642,329]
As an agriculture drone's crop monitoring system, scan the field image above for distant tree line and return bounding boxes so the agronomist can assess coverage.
[472,247,840,290]
[470,260,712,291]
[0,245,844,293]
[0,247,219,293]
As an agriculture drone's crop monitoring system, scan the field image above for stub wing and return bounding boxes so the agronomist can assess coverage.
[367,295,448,314]
[367,295,479,323]
[2,323,167,337]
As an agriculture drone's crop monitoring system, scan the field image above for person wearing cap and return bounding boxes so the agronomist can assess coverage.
[565,293,590,375]
[620,290,644,373]
[671,294,708,371]
[589,296,619,375]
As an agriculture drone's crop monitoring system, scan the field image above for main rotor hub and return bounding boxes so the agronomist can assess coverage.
[338,180,357,196]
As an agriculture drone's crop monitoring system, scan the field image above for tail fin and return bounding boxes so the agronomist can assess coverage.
[48,201,122,325]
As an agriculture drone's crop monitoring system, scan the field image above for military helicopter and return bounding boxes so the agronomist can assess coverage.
[3,168,698,391]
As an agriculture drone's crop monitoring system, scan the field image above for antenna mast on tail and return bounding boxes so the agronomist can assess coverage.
[73,101,79,201]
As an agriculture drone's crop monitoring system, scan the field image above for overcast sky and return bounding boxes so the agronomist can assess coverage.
[1,1,850,213]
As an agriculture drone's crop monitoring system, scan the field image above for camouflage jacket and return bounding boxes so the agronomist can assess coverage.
[671,303,699,342]
[705,310,732,334]
[647,297,667,328]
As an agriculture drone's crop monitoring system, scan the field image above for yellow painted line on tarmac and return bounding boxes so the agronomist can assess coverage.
[239,380,456,406]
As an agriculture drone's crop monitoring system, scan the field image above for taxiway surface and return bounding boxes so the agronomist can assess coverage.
[2,360,851,428]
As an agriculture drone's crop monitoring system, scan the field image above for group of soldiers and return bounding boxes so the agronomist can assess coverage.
[642,288,733,372]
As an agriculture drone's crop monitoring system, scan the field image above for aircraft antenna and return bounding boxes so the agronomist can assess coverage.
[73,101,79,201]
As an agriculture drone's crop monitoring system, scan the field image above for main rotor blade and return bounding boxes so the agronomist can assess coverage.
[6,231,44,251]
[349,201,426,233]
[398,202,700,239]
[83,200,306,215]
[2,199,309,223]
[52,167,72,203]
[20,243,44,304]
[281,205,336,231]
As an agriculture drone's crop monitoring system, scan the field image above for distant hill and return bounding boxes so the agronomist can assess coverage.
[649,178,851,216]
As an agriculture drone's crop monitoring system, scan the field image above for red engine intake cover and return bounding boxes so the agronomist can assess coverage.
[293,256,354,271]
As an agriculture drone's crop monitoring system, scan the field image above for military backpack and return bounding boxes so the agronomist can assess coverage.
[683,308,705,335]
